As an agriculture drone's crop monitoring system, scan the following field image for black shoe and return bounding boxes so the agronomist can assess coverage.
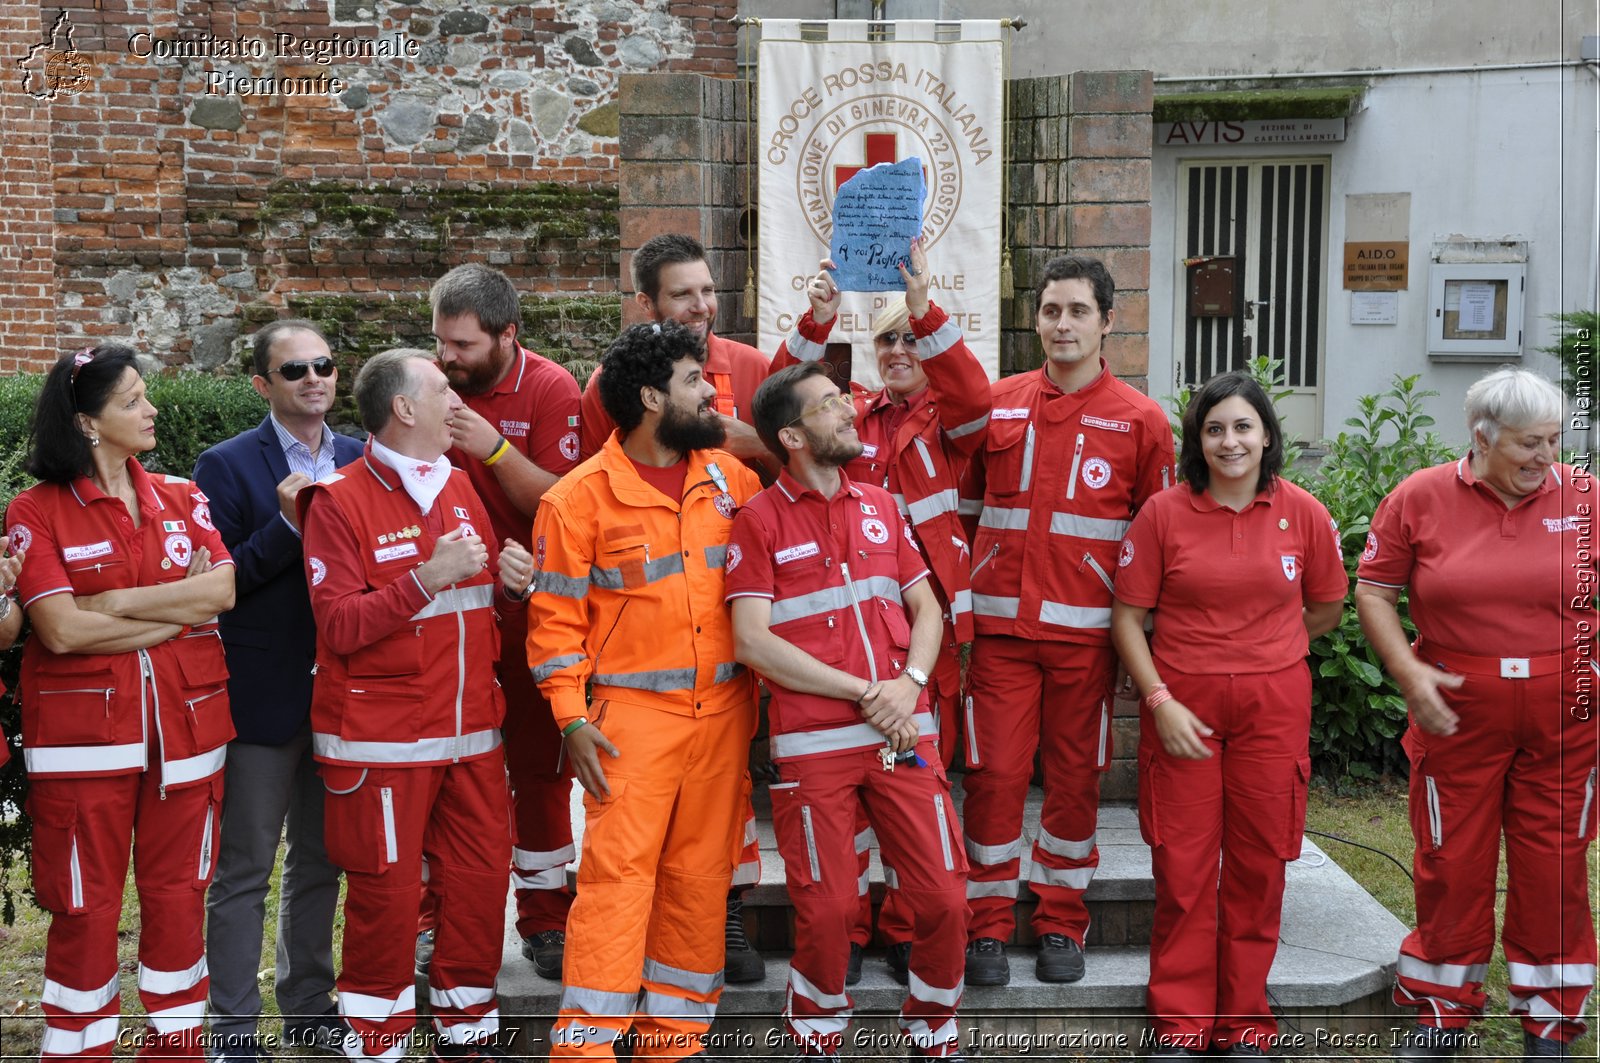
[964,937,1009,986]
[1524,1031,1572,1058]
[519,929,565,981]
[1394,1026,1466,1059]
[282,1010,348,1056]
[1143,1046,1200,1060]
[1035,933,1085,983]
[213,1033,266,1063]
[724,895,765,983]
[885,941,911,986]
[845,943,863,986]
[1221,1045,1269,1059]
[415,929,435,974]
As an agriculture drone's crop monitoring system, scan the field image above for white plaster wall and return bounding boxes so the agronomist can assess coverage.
[1151,66,1598,446]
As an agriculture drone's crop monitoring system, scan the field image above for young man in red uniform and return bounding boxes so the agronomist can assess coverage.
[424,263,583,980]
[578,233,773,980]
[300,350,535,1062]
[728,362,967,1061]
[960,255,1177,985]
[772,241,989,983]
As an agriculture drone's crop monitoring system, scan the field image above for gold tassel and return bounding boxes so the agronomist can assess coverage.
[1000,246,1014,300]
[742,265,757,319]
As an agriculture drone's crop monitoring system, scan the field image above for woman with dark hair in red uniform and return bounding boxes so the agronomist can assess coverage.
[1110,371,1346,1059]
[5,344,236,1060]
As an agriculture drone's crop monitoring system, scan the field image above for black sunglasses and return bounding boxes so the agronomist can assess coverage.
[269,357,336,382]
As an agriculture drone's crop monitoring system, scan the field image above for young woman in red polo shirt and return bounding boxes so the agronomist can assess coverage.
[1110,371,1346,1060]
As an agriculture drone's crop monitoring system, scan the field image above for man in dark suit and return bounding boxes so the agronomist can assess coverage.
[195,319,365,1063]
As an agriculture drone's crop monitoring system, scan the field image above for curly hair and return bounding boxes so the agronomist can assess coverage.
[595,320,706,434]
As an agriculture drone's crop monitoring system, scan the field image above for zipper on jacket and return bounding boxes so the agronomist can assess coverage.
[198,802,214,881]
[1018,424,1036,493]
[39,687,116,719]
[185,688,225,713]
[68,835,84,910]
[971,543,1000,579]
[1066,433,1085,500]
[838,561,878,684]
[800,805,822,880]
[381,786,398,864]
[1581,767,1597,841]
[452,582,467,762]
[1424,776,1442,850]
[1079,552,1116,594]
[913,436,936,478]
[934,797,955,871]
[140,649,165,799]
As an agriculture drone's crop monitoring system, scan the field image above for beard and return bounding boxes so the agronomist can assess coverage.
[444,342,512,396]
[655,398,726,454]
[801,423,864,468]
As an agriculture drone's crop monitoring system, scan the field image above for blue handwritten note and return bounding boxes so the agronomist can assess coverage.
[829,157,925,292]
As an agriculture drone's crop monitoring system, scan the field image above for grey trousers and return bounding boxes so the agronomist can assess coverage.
[205,725,340,1035]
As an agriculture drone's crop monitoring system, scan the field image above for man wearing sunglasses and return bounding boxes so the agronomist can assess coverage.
[194,318,364,1062]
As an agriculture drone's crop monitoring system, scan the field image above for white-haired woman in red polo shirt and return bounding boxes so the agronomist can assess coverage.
[1110,371,1346,1059]
[1355,367,1594,1060]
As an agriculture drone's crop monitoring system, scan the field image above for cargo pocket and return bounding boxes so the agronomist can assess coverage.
[341,688,423,743]
[769,783,822,889]
[29,678,118,746]
[575,777,630,883]
[1275,757,1312,860]
[27,792,86,914]
[319,764,383,874]
[176,633,235,749]
[1136,748,1162,849]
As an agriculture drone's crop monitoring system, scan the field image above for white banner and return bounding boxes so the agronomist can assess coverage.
[758,19,1004,386]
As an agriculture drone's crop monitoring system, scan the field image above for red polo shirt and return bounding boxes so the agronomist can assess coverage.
[1114,479,1347,674]
[1356,456,1594,655]
[449,344,582,546]
[726,470,931,759]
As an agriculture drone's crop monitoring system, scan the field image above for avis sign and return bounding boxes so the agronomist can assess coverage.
[1157,118,1346,145]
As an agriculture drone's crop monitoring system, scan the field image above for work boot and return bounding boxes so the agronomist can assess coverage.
[1524,1031,1572,1057]
[520,929,565,981]
[1035,933,1085,983]
[414,929,435,974]
[964,937,1009,986]
[282,1008,348,1055]
[724,894,765,983]
[1393,1025,1467,1058]
[845,943,863,986]
[885,941,912,985]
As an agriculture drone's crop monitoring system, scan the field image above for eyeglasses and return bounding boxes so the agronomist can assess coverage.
[873,331,918,350]
[787,393,854,426]
[269,357,336,382]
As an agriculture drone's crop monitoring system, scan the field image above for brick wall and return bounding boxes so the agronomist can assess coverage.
[1,0,741,374]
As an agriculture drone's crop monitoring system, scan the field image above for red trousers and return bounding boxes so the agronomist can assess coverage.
[1138,664,1311,1051]
[322,754,510,1060]
[1395,646,1598,1043]
[773,740,967,1057]
[30,770,220,1061]
[962,635,1114,943]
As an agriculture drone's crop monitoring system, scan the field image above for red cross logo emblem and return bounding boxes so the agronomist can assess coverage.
[1509,663,1522,675]
[164,533,193,567]
[833,131,929,190]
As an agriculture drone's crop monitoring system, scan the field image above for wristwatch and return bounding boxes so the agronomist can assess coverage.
[902,665,929,688]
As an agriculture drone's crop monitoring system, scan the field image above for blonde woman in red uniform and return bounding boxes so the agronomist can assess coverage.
[1356,367,1595,1060]
[5,344,236,1060]
[1110,371,1346,1059]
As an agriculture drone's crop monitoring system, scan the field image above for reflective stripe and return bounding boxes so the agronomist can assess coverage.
[1049,512,1132,541]
[313,728,500,764]
[642,958,724,996]
[964,694,979,765]
[948,411,989,440]
[594,667,695,692]
[513,866,566,890]
[163,745,227,787]
[957,497,983,516]
[973,594,1020,618]
[138,956,207,995]
[1037,826,1095,860]
[965,834,1024,866]
[197,803,214,881]
[801,806,821,880]
[1507,962,1597,990]
[25,741,144,775]
[41,1016,120,1056]
[1506,990,1590,1022]
[788,967,849,1010]
[531,653,585,683]
[704,545,728,569]
[965,878,1019,899]
[771,576,905,625]
[934,796,954,871]
[913,437,937,478]
[591,553,684,589]
[146,1001,206,1033]
[435,1011,499,1044]
[411,583,494,620]
[854,827,875,853]
[901,1017,960,1049]
[380,788,398,864]
[891,492,912,518]
[1019,424,1035,492]
[551,1023,623,1047]
[42,973,119,1014]
[1039,600,1111,628]
[639,992,714,1023]
[978,506,1030,531]
[857,866,870,895]
[341,985,416,1020]
[1096,698,1110,767]
[786,329,828,363]
[950,589,972,616]
[883,865,900,890]
[714,661,747,684]
[771,712,937,759]
[907,970,963,1008]
[69,836,83,909]
[907,488,961,525]
[916,320,963,362]
[514,844,575,870]
[1425,776,1442,849]
[536,571,590,600]
[429,985,495,1009]
[745,818,761,846]
[1027,862,1095,890]
[559,984,641,1016]
[730,860,760,887]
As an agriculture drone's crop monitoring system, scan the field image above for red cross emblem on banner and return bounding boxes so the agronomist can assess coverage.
[833,131,931,192]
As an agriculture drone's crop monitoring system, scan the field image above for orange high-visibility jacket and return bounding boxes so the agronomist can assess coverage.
[526,432,762,729]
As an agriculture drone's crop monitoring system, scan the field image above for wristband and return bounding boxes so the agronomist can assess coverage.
[483,437,513,467]
[1145,683,1173,710]
[560,717,588,738]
